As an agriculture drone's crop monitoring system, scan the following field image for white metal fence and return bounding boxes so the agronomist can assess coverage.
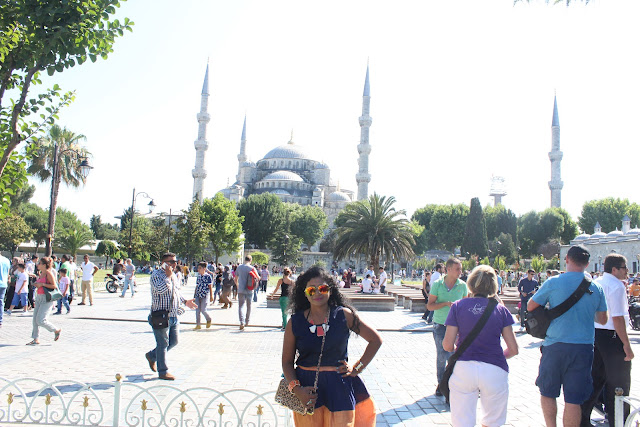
[0,375,291,426]
[615,388,640,427]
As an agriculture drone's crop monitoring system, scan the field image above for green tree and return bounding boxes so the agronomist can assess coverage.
[19,203,47,253]
[289,204,328,250]
[319,229,337,253]
[0,214,33,256]
[269,232,302,266]
[250,251,269,266]
[578,198,640,234]
[201,193,245,264]
[484,204,517,242]
[27,125,91,254]
[463,197,488,257]
[411,204,439,251]
[493,255,507,271]
[531,255,546,273]
[428,204,469,252]
[237,193,285,248]
[554,207,579,243]
[117,207,152,261]
[95,240,119,267]
[8,184,35,211]
[171,200,211,263]
[55,228,94,258]
[90,214,119,240]
[333,193,415,267]
[496,232,517,263]
[0,1,133,216]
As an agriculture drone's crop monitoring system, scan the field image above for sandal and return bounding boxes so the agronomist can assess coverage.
[54,329,61,341]
[26,340,39,345]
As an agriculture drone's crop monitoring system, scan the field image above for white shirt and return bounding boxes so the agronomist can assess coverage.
[378,271,387,287]
[595,272,629,330]
[15,272,28,293]
[25,260,35,275]
[361,278,373,293]
[59,276,70,294]
[68,262,77,281]
[365,269,376,280]
[430,271,442,285]
[81,261,97,280]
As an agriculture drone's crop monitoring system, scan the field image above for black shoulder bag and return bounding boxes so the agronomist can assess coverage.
[439,297,499,402]
[525,278,592,339]
[150,276,175,330]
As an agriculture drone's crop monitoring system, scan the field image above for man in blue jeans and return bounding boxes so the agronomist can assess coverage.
[426,257,468,397]
[145,253,196,380]
[518,269,538,331]
[0,253,10,326]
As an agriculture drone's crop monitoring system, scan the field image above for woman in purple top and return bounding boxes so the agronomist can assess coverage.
[443,265,519,427]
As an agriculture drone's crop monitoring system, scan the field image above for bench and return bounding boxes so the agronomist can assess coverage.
[266,289,396,312]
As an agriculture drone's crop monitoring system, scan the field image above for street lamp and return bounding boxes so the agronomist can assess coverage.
[283,234,289,267]
[391,237,397,282]
[128,188,156,258]
[45,146,93,257]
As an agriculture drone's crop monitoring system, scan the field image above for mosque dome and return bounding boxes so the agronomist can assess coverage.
[607,228,623,237]
[573,233,591,241]
[591,231,607,238]
[263,143,311,160]
[626,226,640,235]
[272,189,291,196]
[327,191,351,202]
[261,170,304,182]
[316,161,329,169]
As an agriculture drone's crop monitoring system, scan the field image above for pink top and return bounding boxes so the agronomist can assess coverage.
[36,275,51,295]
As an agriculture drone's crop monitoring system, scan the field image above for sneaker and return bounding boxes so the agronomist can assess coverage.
[206,320,212,329]
[435,387,443,397]
[239,324,245,330]
[78,302,85,306]
[194,325,202,330]
[4,310,11,315]
[119,295,124,298]
[53,312,62,315]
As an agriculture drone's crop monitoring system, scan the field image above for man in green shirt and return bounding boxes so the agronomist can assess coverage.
[426,257,468,396]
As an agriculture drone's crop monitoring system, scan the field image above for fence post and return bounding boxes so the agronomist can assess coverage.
[614,387,624,427]
[113,373,122,427]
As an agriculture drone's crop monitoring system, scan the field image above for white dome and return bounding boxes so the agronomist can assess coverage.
[607,228,623,237]
[591,232,606,238]
[261,170,304,182]
[263,143,310,160]
[573,233,591,241]
[626,227,640,235]
[327,191,350,202]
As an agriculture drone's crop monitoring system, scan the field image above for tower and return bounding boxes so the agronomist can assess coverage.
[356,64,372,201]
[489,175,507,206]
[236,115,247,183]
[192,63,211,202]
[548,95,563,208]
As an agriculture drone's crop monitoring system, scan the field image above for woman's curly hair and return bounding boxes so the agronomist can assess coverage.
[288,266,361,333]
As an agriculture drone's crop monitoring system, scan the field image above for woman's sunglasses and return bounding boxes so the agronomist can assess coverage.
[304,284,330,297]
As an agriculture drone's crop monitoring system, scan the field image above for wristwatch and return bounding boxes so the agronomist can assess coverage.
[354,361,364,373]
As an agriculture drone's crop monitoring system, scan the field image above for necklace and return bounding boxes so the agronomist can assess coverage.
[306,308,330,337]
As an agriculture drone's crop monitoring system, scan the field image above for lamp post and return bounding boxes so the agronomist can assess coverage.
[283,234,289,267]
[391,237,397,282]
[45,143,92,257]
[127,188,156,258]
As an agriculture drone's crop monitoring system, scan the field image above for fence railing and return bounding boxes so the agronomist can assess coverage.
[615,388,640,427]
[0,375,291,426]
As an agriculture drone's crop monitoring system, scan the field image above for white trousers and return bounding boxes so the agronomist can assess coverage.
[449,360,509,427]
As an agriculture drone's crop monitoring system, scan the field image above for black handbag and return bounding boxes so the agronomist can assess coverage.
[150,310,169,329]
[439,297,498,403]
[525,278,591,339]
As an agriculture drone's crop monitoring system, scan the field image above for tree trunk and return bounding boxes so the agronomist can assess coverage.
[45,168,62,257]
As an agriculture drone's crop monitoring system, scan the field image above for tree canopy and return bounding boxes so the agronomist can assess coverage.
[462,197,488,257]
[578,198,640,234]
[201,193,244,263]
[237,193,285,248]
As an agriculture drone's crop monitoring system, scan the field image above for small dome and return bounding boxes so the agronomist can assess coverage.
[626,226,640,235]
[272,189,291,196]
[591,232,606,238]
[573,233,591,241]
[316,162,329,169]
[261,170,304,182]
[607,228,623,237]
[263,143,311,160]
[327,191,351,202]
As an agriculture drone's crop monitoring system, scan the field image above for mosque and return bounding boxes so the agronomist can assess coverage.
[190,63,373,230]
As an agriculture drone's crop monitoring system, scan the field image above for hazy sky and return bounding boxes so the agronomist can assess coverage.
[26,0,640,231]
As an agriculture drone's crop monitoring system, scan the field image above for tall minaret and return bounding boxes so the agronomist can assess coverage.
[356,64,372,201]
[236,115,247,183]
[548,94,563,208]
[192,63,211,202]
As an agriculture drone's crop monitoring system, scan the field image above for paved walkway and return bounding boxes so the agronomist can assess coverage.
[1,279,638,426]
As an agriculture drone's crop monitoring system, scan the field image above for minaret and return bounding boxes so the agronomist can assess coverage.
[548,94,563,208]
[192,63,211,202]
[236,115,247,183]
[356,64,372,201]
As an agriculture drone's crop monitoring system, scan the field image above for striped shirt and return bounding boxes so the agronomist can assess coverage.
[150,268,185,317]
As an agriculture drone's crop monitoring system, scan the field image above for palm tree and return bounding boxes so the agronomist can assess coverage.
[27,125,90,255]
[55,229,95,259]
[333,193,416,268]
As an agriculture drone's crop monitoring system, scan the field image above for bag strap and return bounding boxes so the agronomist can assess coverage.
[547,278,592,320]
[448,298,498,365]
[312,309,330,392]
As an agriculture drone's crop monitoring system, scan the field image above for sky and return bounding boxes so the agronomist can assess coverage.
[25,0,640,231]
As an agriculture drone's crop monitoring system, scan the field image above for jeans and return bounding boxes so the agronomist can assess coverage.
[121,277,135,297]
[195,297,211,326]
[32,294,57,339]
[433,322,453,384]
[520,297,531,327]
[253,287,258,302]
[213,284,221,302]
[146,316,179,375]
[261,280,268,292]
[56,295,70,313]
[279,296,289,328]
[238,293,252,325]
[0,287,6,324]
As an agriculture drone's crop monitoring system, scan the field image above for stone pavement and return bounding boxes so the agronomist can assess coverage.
[0,278,638,426]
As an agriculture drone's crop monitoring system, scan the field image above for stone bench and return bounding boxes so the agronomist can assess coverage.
[266,290,396,312]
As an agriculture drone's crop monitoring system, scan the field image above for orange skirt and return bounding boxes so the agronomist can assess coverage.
[292,397,376,427]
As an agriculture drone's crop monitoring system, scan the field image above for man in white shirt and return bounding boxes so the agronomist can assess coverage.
[365,265,376,281]
[7,263,28,314]
[377,266,387,294]
[430,263,443,286]
[581,254,634,427]
[361,274,373,293]
[79,254,98,306]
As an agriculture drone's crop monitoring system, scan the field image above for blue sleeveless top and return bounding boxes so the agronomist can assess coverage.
[291,306,349,367]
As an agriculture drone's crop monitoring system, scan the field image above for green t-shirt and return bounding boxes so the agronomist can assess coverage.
[430,276,467,325]
[60,261,73,281]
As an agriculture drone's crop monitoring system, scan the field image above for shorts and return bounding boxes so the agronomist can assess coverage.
[535,342,594,404]
[11,292,27,307]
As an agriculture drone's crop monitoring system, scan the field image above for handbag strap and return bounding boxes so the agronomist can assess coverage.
[547,278,592,320]
[448,297,498,365]
[311,308,330,392]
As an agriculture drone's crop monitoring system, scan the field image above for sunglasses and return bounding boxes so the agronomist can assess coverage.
[304,284,330,297]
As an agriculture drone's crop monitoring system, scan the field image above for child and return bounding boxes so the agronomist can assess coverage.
[7,263,29,314]
[54,268,71,314]
[194,262,213,330]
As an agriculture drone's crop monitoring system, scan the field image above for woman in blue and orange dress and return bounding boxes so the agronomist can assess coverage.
[282,267,382,426]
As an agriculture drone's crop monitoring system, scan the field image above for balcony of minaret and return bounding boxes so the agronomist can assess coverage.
[359,116,372,126]
[357,143,371,155]
[548,181,564,190]
[548,151,563,161]
[192,169,208,179]
[197,112,210,123]
[194,139,209,150]
[356,172,371,183]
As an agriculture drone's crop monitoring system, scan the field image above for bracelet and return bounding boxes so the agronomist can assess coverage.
[354,361,365,373]
[288,380,300,393]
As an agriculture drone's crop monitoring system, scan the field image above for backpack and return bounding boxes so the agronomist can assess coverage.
[246,268,260,291]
